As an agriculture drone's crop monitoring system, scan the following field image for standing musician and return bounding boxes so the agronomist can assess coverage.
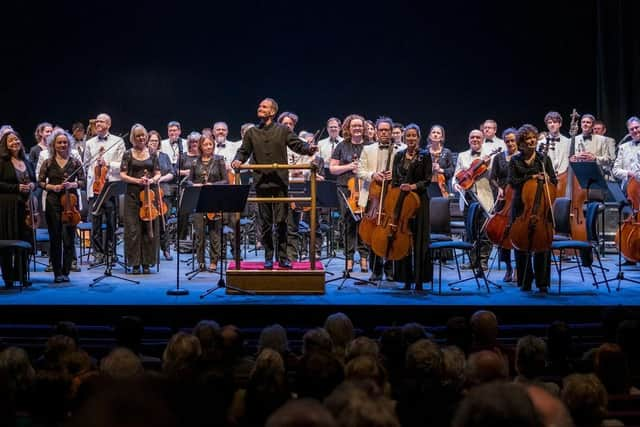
[453,129,495,271]
[489,127,518,282]
[482,119,507,153]
[540,111,570,195]
[611,116,640,188]
[317,117,343,166]
[187,135,227,272]
[119,124,161,275]
[177,132,201,241]
[38,129,85,283]
[231,98,317,270]
[0,130,36,289]
[508,124,557,293]
[147,131,175,261]
[28,122,53,168]
[330,114,370,273]
[427,124,455,198]
[571,114,614,175]
[358,116,398,281]
[84,113,126,267]
[391,123,433,291]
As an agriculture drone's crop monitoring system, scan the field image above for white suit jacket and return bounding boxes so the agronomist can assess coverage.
[356,142,397,208]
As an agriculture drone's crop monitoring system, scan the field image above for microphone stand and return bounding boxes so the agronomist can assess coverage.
[167,143,189,296]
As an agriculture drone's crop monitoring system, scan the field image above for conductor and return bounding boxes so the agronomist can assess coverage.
[231,98,317,269]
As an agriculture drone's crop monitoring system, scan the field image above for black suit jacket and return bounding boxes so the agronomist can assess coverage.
[233,122,313,192]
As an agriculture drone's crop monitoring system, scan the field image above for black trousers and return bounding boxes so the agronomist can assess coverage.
[45,203,76,276]
[91,195,117,258]
[515,249,551,289]
[192,214,221,265]
[337,186,368,261]
[123,192,158,267]
[257,188,288,262]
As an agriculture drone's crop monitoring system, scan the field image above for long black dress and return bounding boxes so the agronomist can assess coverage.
[392,148,433,290]
[0,158,36,286]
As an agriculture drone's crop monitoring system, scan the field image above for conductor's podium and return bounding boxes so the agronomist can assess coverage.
[226,261,325,294]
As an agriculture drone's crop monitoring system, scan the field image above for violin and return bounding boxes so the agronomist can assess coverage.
[509,140,557,253]
[455,147,502,191]
[437,174,449,198]
[93,146,108,195]
[346,154,364,220]
[370,185,420,261]
[566,109,588,242]
[139,171,159,237]
[61,173,81,226]
[485,185,514,249]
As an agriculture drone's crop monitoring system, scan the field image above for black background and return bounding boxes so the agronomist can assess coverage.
[1,0,634,151]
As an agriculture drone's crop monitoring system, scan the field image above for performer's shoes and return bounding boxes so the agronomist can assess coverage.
[142,265,151,274]
[163,250,173,261]
[264,260,274,269]
[346,260,354,272]
[199,263,207,272]
[403,283,412,290]
[131,266,141,275]
[71,260,81,272]
[45,262,53,272]
[61,275,70,283]
[3,280,13,289]
[503,269,513,282]
[54,275,64,283]
[278,259,293,269]
[360,259,368,273]
[22,280,32,288]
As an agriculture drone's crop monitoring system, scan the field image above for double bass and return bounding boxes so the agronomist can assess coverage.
[616,177,640,261]
[565,109,588,242]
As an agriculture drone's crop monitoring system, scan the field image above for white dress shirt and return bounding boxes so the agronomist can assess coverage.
[483,137,507,154]
[214,139,241,168]
[538,133,570,176]
[317,136,343,164]
[453,146,495,214]
[160,138,187,165]
[356,142,398,208]
[84,134,126,198]
[612,139,640,185]
[572,133,613,169]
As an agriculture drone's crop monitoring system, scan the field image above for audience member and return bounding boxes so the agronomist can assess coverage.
[465,350,509,388]
[266,398,336,427]
[100,347,144,380]
[324,312,354,362]
[526,384,574,427]
[546,321,575,377]
[514,335,560,395]
[324,380,400,427]
[345,336,379,363]
[594,343,640,396]
[561,373,621,427]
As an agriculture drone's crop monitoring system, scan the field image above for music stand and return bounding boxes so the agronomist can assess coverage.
[315,180,341,270]
[90,181,139,287]
[180,185,251,298]
[570,161,610,197]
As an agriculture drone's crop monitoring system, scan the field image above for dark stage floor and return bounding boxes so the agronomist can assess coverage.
[1,247,639,328]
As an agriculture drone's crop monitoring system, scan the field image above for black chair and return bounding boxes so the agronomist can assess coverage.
[0,240,32,290]
[550,201,610,293]
[429,202,487,294]
[430,197,453,242]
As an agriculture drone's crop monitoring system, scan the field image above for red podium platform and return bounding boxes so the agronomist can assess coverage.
[225,261,325,294]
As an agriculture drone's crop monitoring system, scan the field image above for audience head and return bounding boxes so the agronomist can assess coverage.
[345,336,379,363]
[324,380,399,427]
[302,327,333,355]
[470,310,498,347]
[561,373,607,427]
[259,323,290,355]
[594,342,631,395]
[441,345,466,392]
[546,321,572,361]
[266,398,336,427]
[44,334,77,370]
[162,332,202,378]
[0,347,35,395]
[345,355,387,390]
[53,321,80,346]
[465,350,508,388]
[405,339,443,382]
[515,335,547,380]
[526,384,574,427]
[100,347,144,380]
[324,312,354,356]
[401,322,428,348]
[192,319,221,358]
[220,324,246,361]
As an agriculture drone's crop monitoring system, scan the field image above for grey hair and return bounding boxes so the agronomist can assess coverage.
[46,128,75,158]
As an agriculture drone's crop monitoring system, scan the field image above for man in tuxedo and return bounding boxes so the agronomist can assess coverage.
[593,119,617,179]
[570,114,613,171]
[317,117,343,165]
[482,119,507,153]
[231,98,316,269]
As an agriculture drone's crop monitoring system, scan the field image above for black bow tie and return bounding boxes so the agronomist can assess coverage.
[217,144,225,148]
[583,134,592,141]
[485,139,493,144]
[548,137,560,142]
[471,151,482,157]
[98,135,107,141]
[378,144,390,150]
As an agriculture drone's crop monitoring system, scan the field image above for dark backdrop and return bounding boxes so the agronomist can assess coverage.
[1,0,637,151]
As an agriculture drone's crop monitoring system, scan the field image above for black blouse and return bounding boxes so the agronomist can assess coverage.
[430,147,455,181]
[188,155,227,185]
[489,151,511,190]
[120,150,160,192]
[392,149,433,193]
[38,157,85,203]
[508,153,557,219]
[331,140,365,187]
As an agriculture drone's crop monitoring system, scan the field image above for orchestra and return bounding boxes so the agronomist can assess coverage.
[2,104,639,296]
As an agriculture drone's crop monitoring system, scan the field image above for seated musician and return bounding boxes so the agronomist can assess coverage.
[427,124,454,199]
[452,129,495,271]
[187,134,227,272]
[391,123,432,291]
[329,114,370,273]
[489,128,518,282]
[508,124,557,293]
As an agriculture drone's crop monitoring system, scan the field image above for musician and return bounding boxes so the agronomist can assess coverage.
[453,129,495,271]
[365,120,376,143]
[147,130,175,261]
[38,129,85,283]
[28,122,53,167]
[176,132,201,241]
[539,111,570,191]
[231,98,316,269]
[84,113,126,267]
[213,121,240,171]
[508,124,557,293]
[489,128,518,282]
[612,116,640,187]
[0,131,36,289]
[330,114,370,273]
[358,116,398,281]
[571,114,613,172]
[391,123,433,291]
[119,124,161,275]
[187,135,227,272]
[160,120,187,166]
[482,119,507,152]
[317,117,343,165]
[392,122,407,151]
[71,122,87,164]
[427,124,455,198]
[593,119,618,178]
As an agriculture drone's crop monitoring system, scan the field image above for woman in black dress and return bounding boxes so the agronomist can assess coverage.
[0,131,36,288]
[187,134,227,272]
[391,123,433,291]
[38,129,85,283]
[148,130,175,261]
[119,124,161,274]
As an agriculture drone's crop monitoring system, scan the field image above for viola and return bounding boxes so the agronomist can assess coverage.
[93,146,108,195]
[139,171,159,238]
[455,147,502,190]
[370,185,420,261]
[485,185,514,249]
[61,174,81,226]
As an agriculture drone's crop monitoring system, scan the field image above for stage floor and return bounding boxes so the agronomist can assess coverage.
[1,248,639,326]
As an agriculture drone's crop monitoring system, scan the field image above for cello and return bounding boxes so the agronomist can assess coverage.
[485,185,514,249]
[358,145,395,246]
[616,177,640,261]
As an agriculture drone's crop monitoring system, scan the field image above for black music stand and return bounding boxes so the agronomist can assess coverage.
[570,161,610,197]
[316,180,341,270]
[180,185,251,298]
[90,181,139,287]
